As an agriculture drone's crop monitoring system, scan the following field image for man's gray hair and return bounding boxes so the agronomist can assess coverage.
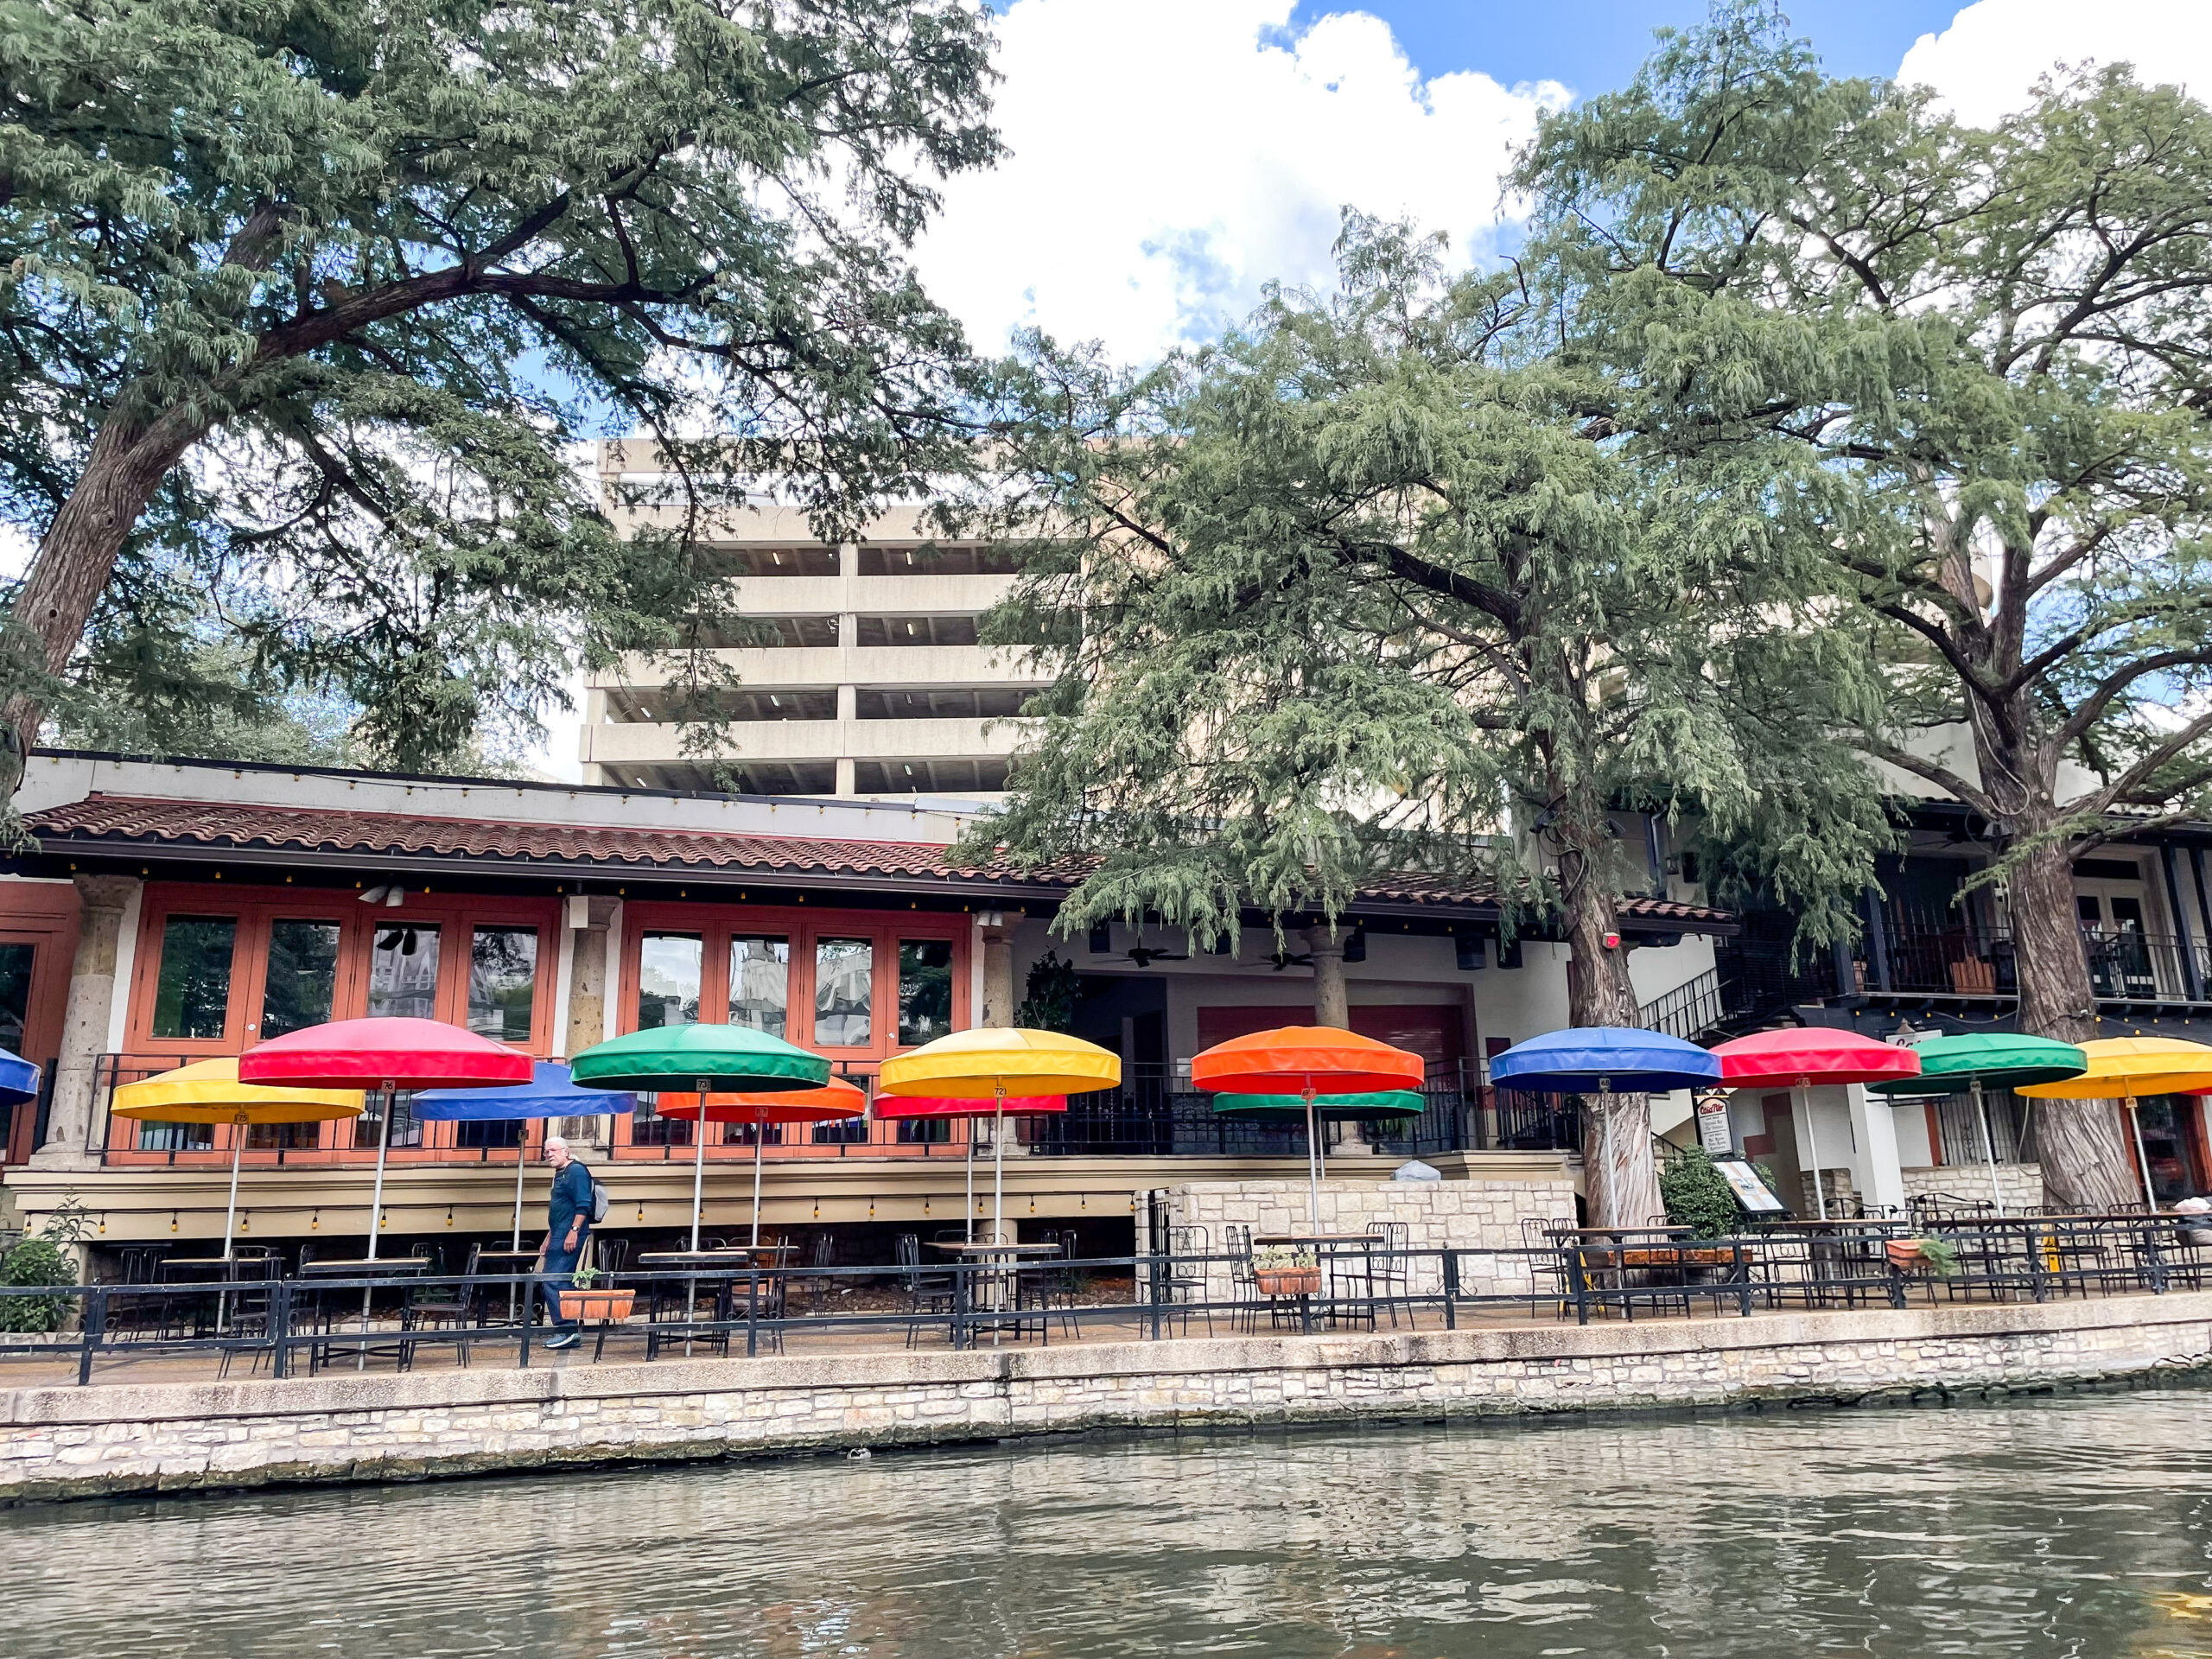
[544,1134,569,1151]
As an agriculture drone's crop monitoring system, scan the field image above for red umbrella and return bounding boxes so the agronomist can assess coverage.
[241,1018,533,1260]
[1710,1028,1919,1220]
[1192,1026,1426,1229]
[874,1094,1069,1242]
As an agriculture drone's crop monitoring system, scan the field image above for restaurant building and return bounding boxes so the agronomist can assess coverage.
[0,751,1731,1263]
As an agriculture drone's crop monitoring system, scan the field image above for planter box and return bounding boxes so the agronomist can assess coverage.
[1255,1267,1321,1297]
[556,1288,635,1323]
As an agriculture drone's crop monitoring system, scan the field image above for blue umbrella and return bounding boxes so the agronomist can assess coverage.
[416,1062,634,1248]
[0,1047,41,1109]
[1489,1027,1720,1096]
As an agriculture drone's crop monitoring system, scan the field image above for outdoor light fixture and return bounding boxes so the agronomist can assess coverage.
[358,885,388,904]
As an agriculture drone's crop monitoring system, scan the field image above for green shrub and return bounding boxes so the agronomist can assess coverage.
[1659,1148,1742,1240]
[0,1237,75,1333]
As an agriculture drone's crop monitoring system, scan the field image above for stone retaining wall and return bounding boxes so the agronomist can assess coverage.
[1157,1177,1577,1302]
[5,1293,2210,1504]
[1902,1162,2045,1212]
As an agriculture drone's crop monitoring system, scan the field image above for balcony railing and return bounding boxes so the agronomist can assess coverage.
[1857,923,2212,1005]
[83,1055,1585,1169]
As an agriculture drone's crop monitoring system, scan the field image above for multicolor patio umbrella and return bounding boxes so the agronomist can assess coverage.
[2017,1036,2212,1213]
[569,1024,830,1250]
[1710,1028,1920,1220]
[1866,1033,2086,1216]
[1489,1027,1721,1221]
[652,1077,867,1245]
[111,1058,364,1260]
[0,1047,40,1109]
[1190,1027,1424,1230]
[873,1092,1068,1243]
[415,1062,635,1249]
[239,1017,532,1259]
[879,1028,1121,1245]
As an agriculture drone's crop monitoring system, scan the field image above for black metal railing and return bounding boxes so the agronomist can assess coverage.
[1641,970,1726,1042]
[7,1213,2202,1387]
[1859,920,2212,1005]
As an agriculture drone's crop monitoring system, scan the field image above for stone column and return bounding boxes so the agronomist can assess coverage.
[34,874,141,1170]
[562,897,620,1145]
[980,918,1015,1028]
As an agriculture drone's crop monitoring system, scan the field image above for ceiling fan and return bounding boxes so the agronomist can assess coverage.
[1125,944,1189,968]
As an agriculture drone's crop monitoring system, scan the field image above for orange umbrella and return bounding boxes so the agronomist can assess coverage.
[1192,1027,1426,1229]
[874,1094,1069,1242]
[654,1078,868,1244]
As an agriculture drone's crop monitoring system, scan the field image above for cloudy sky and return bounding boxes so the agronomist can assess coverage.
[526,0,2209,779]
[909,0,2212,364]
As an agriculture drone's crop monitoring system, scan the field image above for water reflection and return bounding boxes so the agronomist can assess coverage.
[8,1389,2212,1657]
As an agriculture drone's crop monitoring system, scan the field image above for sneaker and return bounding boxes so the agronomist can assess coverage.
[543,1331,580,1351]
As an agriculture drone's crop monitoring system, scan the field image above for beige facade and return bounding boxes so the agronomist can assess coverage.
[585,441,1052,799]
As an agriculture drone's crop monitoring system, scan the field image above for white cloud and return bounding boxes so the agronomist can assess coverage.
[1898,0,2212,127]
[914,0,1568,364]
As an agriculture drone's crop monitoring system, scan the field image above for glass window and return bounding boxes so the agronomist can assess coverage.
[245,1121,322,1151]
[260,919,340,1039]
[728,936,791,1036]
[455,1118,525,1150]
[135,1120,213,1152]
[813,1116,868,1145]
[632,1096,692,1147]
[898,939,954,1047]
[814,938,873,1047]
[0,942,34,1053]
[896,1116,950,1145]
[469,926,539,1042]
[639,933,703,1029]
[356,1090,423,1148]
[151,917,237,1040]
[366,924,442,1021]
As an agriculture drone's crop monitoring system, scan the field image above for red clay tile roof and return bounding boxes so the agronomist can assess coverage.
[23,794,1730,929]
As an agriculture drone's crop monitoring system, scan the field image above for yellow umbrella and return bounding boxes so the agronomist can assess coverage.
[879,1029,1121,1242]
[2017,1037,2212,1212]
[111,1059,365,1259]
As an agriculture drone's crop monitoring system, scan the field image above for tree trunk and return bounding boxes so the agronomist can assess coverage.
[1558,836,1661,1230]
[2007,832,2139,1211]
[1,404,207,762]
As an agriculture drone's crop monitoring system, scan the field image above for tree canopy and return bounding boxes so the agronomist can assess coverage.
[1519,3,2212,1207]
[0,0,997,773]
[969,217,1891,1224]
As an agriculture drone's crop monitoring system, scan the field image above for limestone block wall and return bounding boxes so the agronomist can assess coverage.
[1902,1163,2044,1212]
[1157,1177,1577,1303]
[6,1293,2212,1504]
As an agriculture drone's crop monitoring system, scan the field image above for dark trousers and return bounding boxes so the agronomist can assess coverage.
[541,1231,590,1330]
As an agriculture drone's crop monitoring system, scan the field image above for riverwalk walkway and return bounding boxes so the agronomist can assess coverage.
[6,1287,2209,1505]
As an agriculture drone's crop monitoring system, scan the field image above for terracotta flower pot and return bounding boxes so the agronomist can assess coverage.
[1255,1266,1321,1296]
[1885,1241,1927,1272]
[557,1287,636,1322]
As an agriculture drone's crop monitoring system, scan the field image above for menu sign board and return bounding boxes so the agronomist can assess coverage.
[1713,1156,1789,1216]
[1694,1092,1734,1155]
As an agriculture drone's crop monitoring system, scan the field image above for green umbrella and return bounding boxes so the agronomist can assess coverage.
[571,1025,830,1250]
[1866,1033,2086,1215]
[1211,1090,1427,1186]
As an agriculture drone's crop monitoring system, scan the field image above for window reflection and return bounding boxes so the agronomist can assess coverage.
[815,938,872,1046]
[898,939,954,1046]
[0,942,34,1054]
[261,919,340,1039]
[639,933,703,1028]
[367,925,441,1021]
[728,936,790,1036]
[151,916,236,1039]
[469,926,538,1041]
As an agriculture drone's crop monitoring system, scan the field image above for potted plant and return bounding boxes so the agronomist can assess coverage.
[556,1264,635,1323]
[1252,1246,1321,1297]
[1885,1235,1960,1276]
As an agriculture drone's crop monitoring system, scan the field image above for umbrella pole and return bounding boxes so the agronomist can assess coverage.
[964,1121,976,1243]
[751,1119,765,1248]
[1799,1080,1827,1221]
[1973,1077,2005,1217]
[360,1082,396,1371]
[2128,1095,2158,1213]
[1305,1084,1320,1231]
[690,1078,708,1252]
[993,1083,1007,1245]
[512,1139,526,1250]
[221,1116,245,1262]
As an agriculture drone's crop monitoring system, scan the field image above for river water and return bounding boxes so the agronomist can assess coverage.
[8,1389,2212,1657]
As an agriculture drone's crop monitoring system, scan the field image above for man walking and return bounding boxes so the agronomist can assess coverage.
[536,1134,593,1351]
